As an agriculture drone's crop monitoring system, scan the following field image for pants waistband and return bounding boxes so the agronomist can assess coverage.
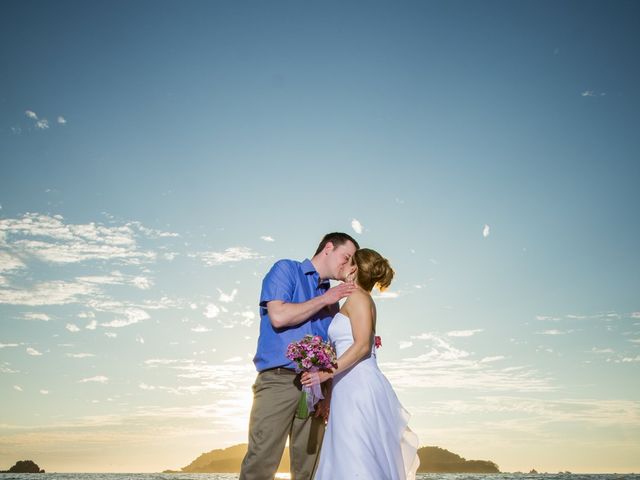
[260,367,298,375]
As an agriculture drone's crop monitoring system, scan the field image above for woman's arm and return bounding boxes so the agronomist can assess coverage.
[301,293,373,386]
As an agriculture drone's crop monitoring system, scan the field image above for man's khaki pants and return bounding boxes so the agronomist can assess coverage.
[239,368,325,480]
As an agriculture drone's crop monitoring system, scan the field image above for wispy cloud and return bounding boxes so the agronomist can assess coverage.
[385,333,553,392]
[66,323,81,333]
[195,247,262,266]
[100,308,150,328]
[35,119,49,130]
[23,312,50,321]
[217,288,238,303]
[447,329,484,337]
[25,110,38,119]
[536,329,574,335]
[79,376,108,384]
[351,218,363,234]
[203,304,220,318]
[66,353,95,359]
[26,347,43,356]
[482,224,490,238]
[0,214,164,265]
[0,279,99,306]
[57,116,67,125]
[260,236,275,242]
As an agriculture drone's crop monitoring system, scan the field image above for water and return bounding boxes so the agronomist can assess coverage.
[1,474,639,480]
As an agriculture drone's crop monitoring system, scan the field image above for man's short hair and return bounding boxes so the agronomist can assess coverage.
[314,232,360,256]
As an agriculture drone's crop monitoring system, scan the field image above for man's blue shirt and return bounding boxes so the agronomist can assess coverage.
[253,258,338,372]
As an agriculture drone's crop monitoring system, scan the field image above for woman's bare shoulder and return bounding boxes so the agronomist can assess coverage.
[341,288,372,315]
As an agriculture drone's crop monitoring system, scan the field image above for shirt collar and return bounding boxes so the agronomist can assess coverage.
[301,258,317,275]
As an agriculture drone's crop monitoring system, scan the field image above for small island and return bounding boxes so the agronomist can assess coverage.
[164,443,499,474]
[0,460,45,473]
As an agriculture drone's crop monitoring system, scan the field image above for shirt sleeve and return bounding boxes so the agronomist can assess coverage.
[260,260,295,307]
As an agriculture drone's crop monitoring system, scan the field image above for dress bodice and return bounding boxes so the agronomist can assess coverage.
[328,312,376,361]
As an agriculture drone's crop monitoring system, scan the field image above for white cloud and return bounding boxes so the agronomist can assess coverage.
[631,312,640,319]
[40,390,49,395]
[1,362,18,373]
[535,315,561,321]
[132,276,152,290]
[0,343,19,349]
[26,347,43,356]
[196,247,262,266]
[35,119,49,130]
[101,308,149,328]
[104,332,117,339]
[447,329,484,337]
[86,320,98,330]
[66,323,81,333]
[628,338,640,344]
[204,304,220,319]
[480,356,505,363]
[136,336,144,344]
[57,116,67,125]
[0,251,26,273]
[218,288,238,303]
[398,341,413,350]
[482,224,490,238]
[351,219,363,234]
[591,347,615,354]
[23,312,50,321]
[0,213,160,265]
[224,356,243,363]
[0,279,99,306]
[66,353,95,358]
[25,110,38,119]
[391,333,552,392]
[191,325,211,333]
[14,385,23,392]
[235,311,255,327]
[582,90,596,97]
[537,329,573,335]
[79,376,109,384]
[260,236,275,242]
[621,355,640,363]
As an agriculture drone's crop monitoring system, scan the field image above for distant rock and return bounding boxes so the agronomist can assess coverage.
[164,443,499,474]
[417,446,500,473]
[530,468,539,474]
[1,460,45,473]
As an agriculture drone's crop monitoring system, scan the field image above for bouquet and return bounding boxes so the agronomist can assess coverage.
[286,334,338,418]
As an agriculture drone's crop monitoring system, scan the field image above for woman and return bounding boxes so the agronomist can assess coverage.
[302,248,420,480]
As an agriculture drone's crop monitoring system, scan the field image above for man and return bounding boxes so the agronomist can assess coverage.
[239,232,359,480]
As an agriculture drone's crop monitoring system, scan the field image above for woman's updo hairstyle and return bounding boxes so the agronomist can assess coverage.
[354,248,394,292]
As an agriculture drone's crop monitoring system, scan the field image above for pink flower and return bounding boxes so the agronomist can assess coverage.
[374,335,382,349]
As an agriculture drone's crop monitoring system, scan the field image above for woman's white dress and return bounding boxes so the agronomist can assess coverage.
[314,312,420,479]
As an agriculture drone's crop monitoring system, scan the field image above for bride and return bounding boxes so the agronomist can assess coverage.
[301,248,420,479]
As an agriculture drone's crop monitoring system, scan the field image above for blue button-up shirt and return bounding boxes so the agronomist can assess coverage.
[253,258,338,372]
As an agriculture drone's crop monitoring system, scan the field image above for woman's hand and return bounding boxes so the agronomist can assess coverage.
[301,370,333,387]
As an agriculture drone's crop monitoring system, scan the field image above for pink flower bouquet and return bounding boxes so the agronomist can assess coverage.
[286,334,337,418]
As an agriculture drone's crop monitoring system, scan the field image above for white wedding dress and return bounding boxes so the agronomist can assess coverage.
[314,312,420,479]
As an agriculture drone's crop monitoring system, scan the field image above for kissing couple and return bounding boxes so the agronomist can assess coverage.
[240,232,420,480]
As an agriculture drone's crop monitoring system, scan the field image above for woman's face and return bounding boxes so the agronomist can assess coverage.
[338,256,357,282]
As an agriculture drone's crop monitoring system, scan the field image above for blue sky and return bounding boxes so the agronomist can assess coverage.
[1,0,639,473]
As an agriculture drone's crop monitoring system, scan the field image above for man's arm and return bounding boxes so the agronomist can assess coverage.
[267,282,356,329]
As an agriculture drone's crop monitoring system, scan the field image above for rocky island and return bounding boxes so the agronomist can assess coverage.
[1,460,45,473]
[164,443,499,474]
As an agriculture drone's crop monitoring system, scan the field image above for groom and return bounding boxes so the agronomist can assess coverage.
[239,232,359,480]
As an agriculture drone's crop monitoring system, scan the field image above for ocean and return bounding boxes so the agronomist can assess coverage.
[0,474,639,480]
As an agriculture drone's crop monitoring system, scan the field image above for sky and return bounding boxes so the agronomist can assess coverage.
[1,0,639,474]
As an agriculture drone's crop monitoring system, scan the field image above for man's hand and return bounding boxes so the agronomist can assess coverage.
[314,397,330,423]
[301,370,333,386]
[322,282,357,305]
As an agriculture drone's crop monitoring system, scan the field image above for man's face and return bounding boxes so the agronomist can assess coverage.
[327,241,357,280]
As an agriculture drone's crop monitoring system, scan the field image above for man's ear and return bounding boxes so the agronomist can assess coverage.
[324,241,335,255]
